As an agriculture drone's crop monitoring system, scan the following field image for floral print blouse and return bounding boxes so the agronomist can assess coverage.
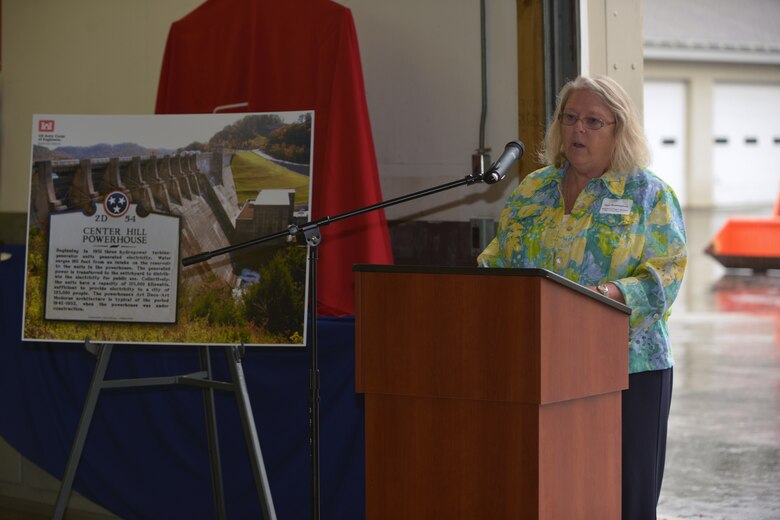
[478,163,687,374]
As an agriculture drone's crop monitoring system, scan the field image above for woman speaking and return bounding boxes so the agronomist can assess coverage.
[479,75,687,520]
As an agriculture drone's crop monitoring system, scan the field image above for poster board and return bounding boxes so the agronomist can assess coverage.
[23,112,314,347]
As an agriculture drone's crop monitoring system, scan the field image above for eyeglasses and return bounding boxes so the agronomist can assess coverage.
[560,112,616,130]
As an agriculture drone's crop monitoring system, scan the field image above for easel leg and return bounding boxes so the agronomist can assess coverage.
[225,345,277,520]
[200,346,227,520]
[53,342,113,520]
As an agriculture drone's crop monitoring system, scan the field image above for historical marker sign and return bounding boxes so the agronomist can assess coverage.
[23,112,313,346]
[45,193,180,323]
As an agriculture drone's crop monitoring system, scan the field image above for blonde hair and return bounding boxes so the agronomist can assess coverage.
[539,75,650,173]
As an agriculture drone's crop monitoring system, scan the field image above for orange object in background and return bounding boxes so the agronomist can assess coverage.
[705,188,780,270]
[774,187,780,217]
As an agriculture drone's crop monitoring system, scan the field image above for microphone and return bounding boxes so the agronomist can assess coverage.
[483,140,525,184]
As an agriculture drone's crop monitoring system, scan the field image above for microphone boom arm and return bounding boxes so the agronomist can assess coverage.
[182,168,503,266]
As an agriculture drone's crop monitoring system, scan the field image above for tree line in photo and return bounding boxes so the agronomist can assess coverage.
[186,113,312,164]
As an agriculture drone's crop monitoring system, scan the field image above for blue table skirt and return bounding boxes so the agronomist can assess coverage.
[0,245,365,520]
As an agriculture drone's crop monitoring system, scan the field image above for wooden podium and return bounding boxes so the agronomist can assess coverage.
[354,266,631,519]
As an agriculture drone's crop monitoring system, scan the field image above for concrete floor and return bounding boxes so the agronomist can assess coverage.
[657,207,780,519]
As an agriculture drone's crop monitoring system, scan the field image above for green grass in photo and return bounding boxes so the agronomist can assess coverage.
[231,151,310,206]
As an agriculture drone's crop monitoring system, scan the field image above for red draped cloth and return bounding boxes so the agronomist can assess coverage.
[156,0,393,315]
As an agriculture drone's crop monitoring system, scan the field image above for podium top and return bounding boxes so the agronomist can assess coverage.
[353,264,630,315]
[354,263,630,403]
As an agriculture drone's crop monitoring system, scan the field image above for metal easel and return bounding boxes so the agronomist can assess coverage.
[52,339,276,520]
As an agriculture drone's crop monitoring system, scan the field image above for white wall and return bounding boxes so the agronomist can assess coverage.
[712,82,780,207]
[644,80,687,204]
[0,0,519,223]
[341,0,520,221]
[586,0,645,114]
[645,60,780,208]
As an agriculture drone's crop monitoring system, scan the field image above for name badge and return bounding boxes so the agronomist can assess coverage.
[599,199,632,215]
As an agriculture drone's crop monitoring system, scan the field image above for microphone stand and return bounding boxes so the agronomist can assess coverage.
[182,167,504,520]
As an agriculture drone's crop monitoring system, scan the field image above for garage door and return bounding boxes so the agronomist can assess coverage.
[713,82,780,208]
[644,80,687,206]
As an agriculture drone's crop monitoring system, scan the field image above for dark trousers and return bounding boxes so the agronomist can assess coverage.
[622,367,673,520]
